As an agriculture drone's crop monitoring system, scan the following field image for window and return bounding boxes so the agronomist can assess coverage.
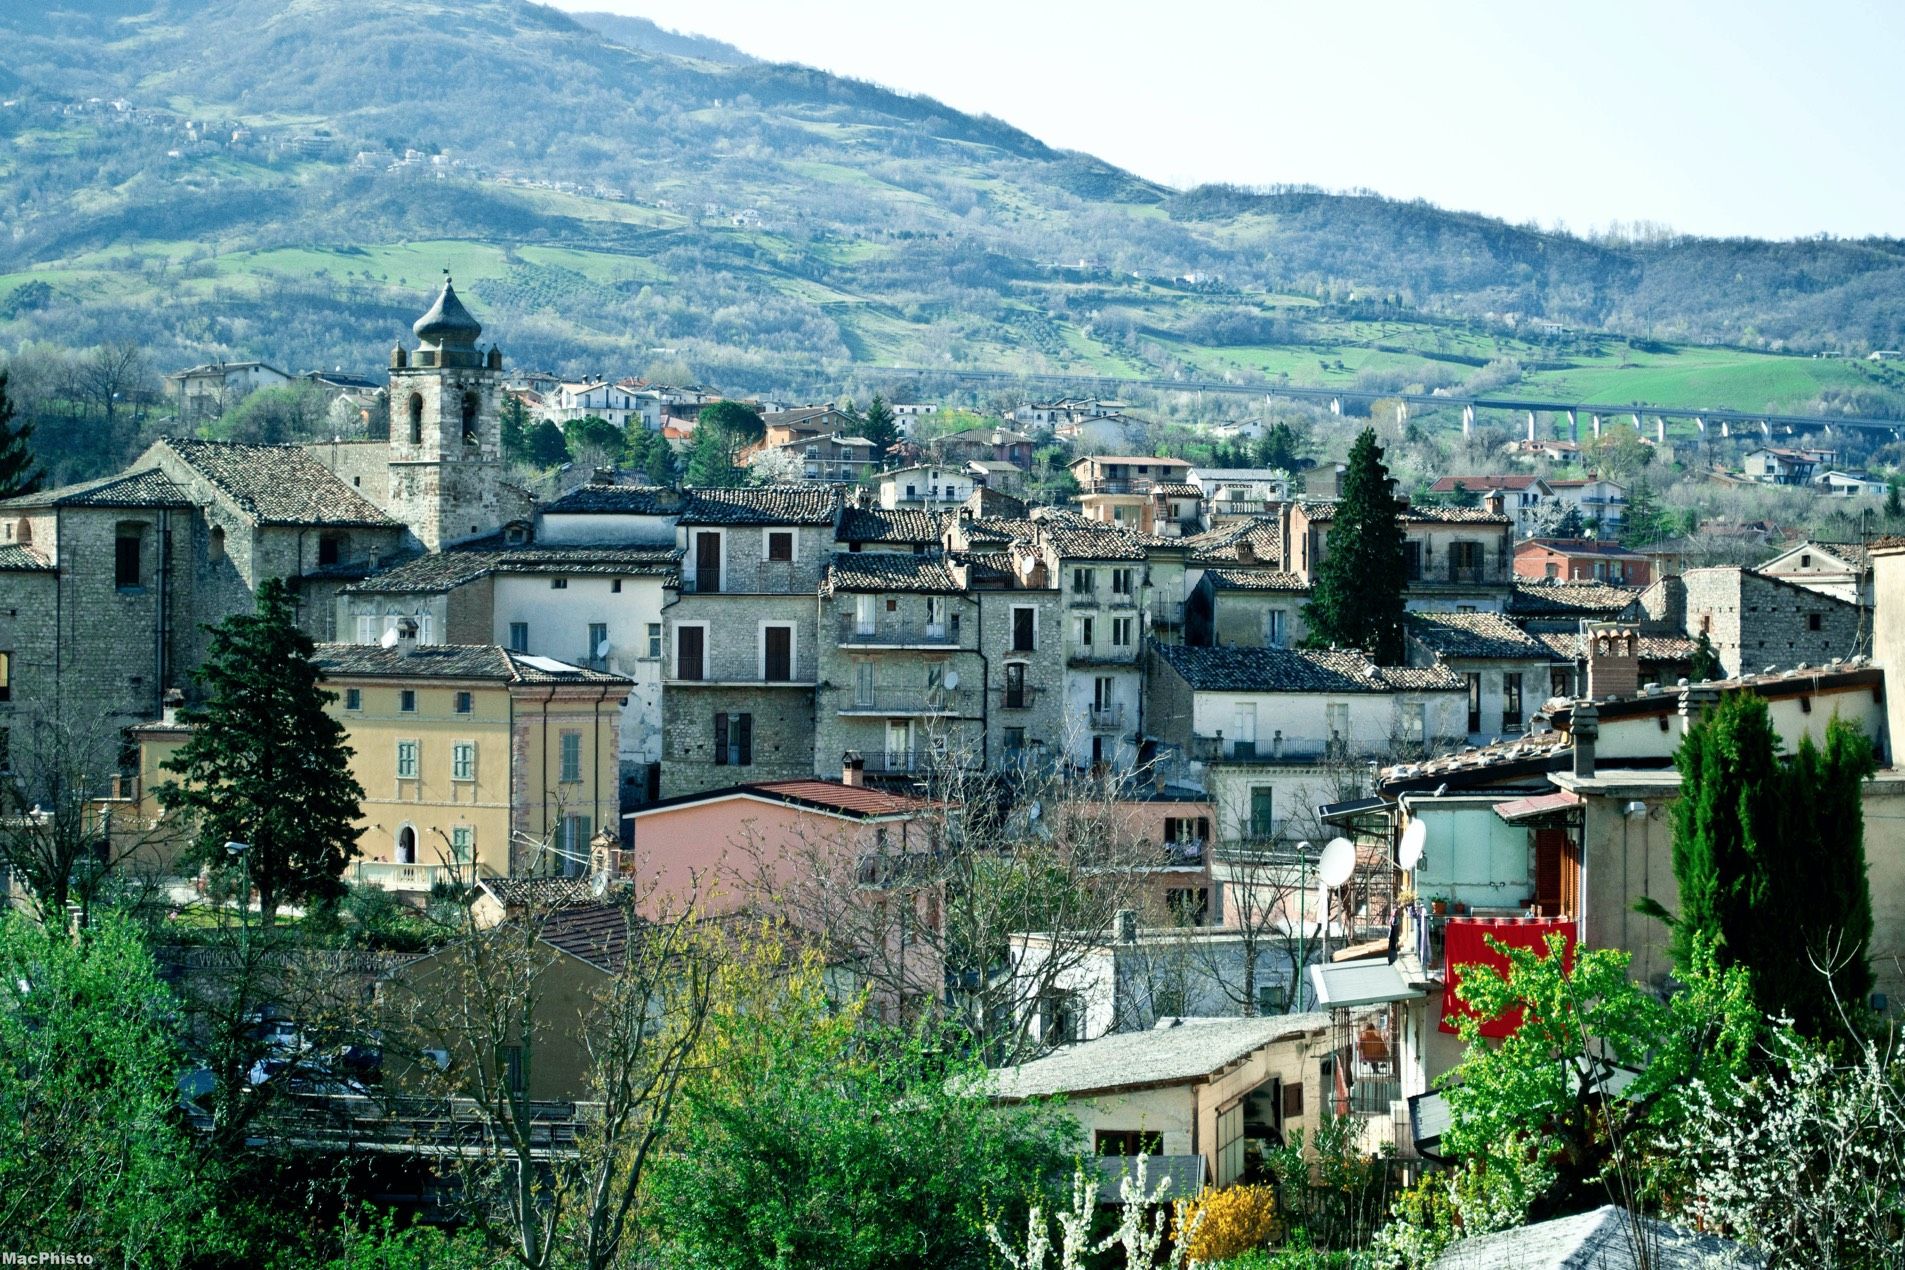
[399,689,416,713]
[316,534,342,567]
[1094,1129,1164,1158]
[1003,662,1029,709]
[1004,725,1026,754]
[502,1045,525,1095]
[1326,702,1350,748]
[1503,672,1524,732]
[676,625,706,680]
[714,712,752,766]
[1249,786,1274,839]
[1449,540,1484,583]
[610,578,622,593]
[509,622,529,653]
[1167,887,1210,926]
[1545,562,1559,579]
[406,393,422,445]
[208,524,225,560]
[762,624,793,681]
[588,622,609,667]
[344,687,361,711]
[114,523,144,589]
[561,814,593,863]
[1265,609,1287,648]
[461,390,479,444]
[1808,613,1823,631]
[551,577,568,590]
[1071,567,1093,595]
[646,622,663,659]
[1074,616,1093,648]
[1216,1101,1245,1187]
[1402,541,1422,581]
[450,826,474,863]
[1800,553,1813,568]
[693,531,722,593]
[1111,617,1134,647]
[1465,672,1482,734]
[766,530,794,562]
[924,596,945,634]
[396,740,419,779]
[0,652,10,703]
[559,730,583,783]
[1111,567,1133,595]
[1011,606,1036,651]
[451,742,476,782]
[1038,991,1082,1045]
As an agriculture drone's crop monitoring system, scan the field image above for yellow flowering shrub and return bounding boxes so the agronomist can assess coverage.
[1172,1183,1281,1263]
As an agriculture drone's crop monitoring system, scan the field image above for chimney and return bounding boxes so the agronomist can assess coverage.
[1116,908,1138,944]
[161,687,185,726]
[590,466,615,485]
[1236,538,1257,565]
[395,617,420,658]
[841,751,866,787]
[1483,490,1507,519]
[1679,681,1720,722]
[1585,621,1639,699]
[1571,701,1599,779]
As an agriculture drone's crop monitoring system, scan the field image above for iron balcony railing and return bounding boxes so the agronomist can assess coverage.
[837,688,975,716]
[1089,704,1125,730]
[836,615,962,646]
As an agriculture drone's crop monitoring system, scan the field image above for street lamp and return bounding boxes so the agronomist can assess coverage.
[225,840,251,918]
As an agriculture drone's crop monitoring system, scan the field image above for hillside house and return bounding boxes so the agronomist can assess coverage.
[1513,538,1652,586]
[1427,475,1554,538]
[1754,539,1873,607]
[166,360,293,422]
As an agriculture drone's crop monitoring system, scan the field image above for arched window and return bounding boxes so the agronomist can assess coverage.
[407,393,423,445]
[396,825,417,865]
[461,390,480,444]
[209,525,225,560]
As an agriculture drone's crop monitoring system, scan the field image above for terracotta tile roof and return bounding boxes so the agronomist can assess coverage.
[678,485,839,526]
[1520,537,1646,558]
[538,903,639,973]
[160,438,397,526]
[1186,517,1283,565]
[949,550,1017,586]
[1073,454,1193,468]
[1429,474,1545,492]
[1406,612,1549,660]
[1154,644,1464,694]
[478,876,599,910]
[823,552,964,595]
[341,542,680,594]
[313,644,631,686]
[633,778,934,820]
[959,516,1042,544]
[1152,482,1204,498]
[542,484,684,515]
[0,545,53,572]
[1300,500,1511,526]
[1204,567,1308,591]
[0,468,194,511]
[836,506,942,544]
[1033,509,1147,561]
[1533,631,1699,662]
[1507,580,1643,617]
[1379,733,1575,789]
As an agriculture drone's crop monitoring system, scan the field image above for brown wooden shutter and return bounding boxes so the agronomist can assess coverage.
[714,712,729,765]
[736,713,753,766]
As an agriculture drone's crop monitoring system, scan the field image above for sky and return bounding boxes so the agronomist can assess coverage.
[551,0,1905,240]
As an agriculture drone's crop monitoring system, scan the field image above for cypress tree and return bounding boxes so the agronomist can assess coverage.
[1665,693,1875,1037]
[0,372,45,499]
[857,393,899,467]
[1302,427,1407,663]
[157,578,365,922]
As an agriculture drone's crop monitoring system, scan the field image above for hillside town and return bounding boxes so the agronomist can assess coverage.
[3,278,1900,1264]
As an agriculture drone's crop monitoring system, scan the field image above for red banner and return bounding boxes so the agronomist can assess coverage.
[1440,917,1576,1037]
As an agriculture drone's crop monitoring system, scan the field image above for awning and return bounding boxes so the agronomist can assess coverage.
[1493,789,1581,824]
[1309,957,1425,1009]
[1319,795,1390,825]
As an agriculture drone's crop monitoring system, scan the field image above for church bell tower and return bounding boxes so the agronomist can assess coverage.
[386,275,507,551]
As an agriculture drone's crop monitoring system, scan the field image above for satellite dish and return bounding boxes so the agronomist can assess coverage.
[594,638,613,659]
[1318,837,1355,888]
[379,627,400,649]
[1398,820,1427,870]
[943,670,960,690]
[590,870,610,900]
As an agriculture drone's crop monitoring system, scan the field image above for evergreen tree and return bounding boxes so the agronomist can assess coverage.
[685,423,743,488]
[0,371,44,499]
[1620,476,1673,546]
[526,419,569,468]
[1887,475,1904,520]
[499,393,530,462]
[157,578,365,922]
[1661,694,1876,1038]
[1302,428,1408,662]
[1550,505,1586,538]
[858,392,899,466]
[1254,420,1302,472]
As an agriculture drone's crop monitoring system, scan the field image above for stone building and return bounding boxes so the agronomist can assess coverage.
[661,486,841,798]
[1404,611,1554,742]
[1640,566,1863,678]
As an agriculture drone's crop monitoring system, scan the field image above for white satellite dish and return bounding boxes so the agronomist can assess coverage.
[594,638,613,659]
[379,627,401,649]
[590,870,610,900]
[1398,820,1428,870]
[943,670,960,690]
[1318,837,1355,888]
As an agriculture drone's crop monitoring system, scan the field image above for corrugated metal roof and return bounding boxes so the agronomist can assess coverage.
[1308,957,1422,1009]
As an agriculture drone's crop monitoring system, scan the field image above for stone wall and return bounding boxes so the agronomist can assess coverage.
[1680,567,1863,677]
[661,683,817,798]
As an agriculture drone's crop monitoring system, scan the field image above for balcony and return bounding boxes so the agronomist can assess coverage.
[1149,599,1185,627]
[858,748,937,775]
[1089,704,1125,730]
[836,615,961,647]
[1212,498,1272,516]
[1191,734,1337,764]
[354,861,458,892]
[1067,645,1140,666]
[836,688,974,717]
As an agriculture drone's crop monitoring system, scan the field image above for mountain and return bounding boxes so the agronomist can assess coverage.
[565,10,754,64]
[2,0,1904,428]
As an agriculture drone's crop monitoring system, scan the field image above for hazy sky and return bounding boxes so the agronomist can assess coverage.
[552,0,1905,240]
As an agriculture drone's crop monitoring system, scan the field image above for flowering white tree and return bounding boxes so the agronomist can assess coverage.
[989,1156,1197,1270]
